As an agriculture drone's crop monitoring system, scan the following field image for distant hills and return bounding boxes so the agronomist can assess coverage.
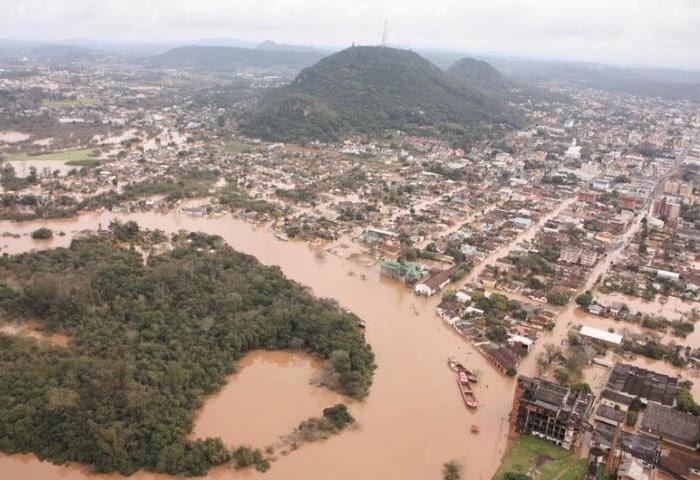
[255,40,323,53]
[150,45,326,71]
[30,44,103,60]
[243,46,518,143]
[486,57,700,101]
[3,38,699,102]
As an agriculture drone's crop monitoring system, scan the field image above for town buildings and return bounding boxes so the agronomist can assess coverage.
[513,376,594,450]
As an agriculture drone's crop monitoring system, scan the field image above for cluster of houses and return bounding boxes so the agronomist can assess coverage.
[512,363,700,480]
[434,284,557,374]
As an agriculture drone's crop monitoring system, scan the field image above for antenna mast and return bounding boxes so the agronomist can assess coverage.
[382,20,388,46]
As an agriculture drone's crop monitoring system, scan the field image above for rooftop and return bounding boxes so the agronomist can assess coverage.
[640,402,700,449]
[595,404,626,424]
[606,363,678,406]
[595,422,659,463]
[517,376,594,419]
[580,325,623,345]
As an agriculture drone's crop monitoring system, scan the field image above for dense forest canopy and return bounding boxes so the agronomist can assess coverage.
[0,229,374,476]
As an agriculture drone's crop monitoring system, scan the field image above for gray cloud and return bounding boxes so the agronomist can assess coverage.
[1,0,699,69]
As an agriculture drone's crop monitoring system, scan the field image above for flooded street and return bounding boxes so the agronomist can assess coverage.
[595,291,698,321]
[463,196,578,284]
[0,196,697,480]
[0,210,516,480]
[0,131,31,143]
[4,159,73,177]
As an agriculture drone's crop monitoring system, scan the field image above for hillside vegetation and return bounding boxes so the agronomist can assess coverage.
[447,57,512,96]
[244,46,518,142]
[0,229,374,476]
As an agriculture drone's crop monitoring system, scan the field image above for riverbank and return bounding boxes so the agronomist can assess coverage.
[0,210,515,480]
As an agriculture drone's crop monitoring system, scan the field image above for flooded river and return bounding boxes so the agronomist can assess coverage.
[0,210,516,480]
[0,206,698,479]
[190,350,348,449]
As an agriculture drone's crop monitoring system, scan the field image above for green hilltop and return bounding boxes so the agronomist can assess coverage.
[243,46,519,142]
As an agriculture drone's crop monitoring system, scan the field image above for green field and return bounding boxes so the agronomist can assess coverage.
[224,142,256,154]
[493,436,588,480]
[5,148,98,162]
[42,97,99,108]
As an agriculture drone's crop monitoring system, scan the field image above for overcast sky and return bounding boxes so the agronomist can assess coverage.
[2,0,699,69]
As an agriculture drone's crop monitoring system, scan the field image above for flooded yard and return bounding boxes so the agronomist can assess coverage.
[3,159,73,177]
[0,131,30,143]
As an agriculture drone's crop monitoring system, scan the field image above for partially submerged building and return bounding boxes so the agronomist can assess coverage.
[579,325,623,347]
[481,343,521,373]
[380,261,424,284]
[514,376,594,449]
[414,268,453,296]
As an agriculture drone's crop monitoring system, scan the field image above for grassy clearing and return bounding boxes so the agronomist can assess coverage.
[42,97,98,108]
[5,148,98,162]
[65,158,102,167]
[225,142,256,154]
[493,435,588,480]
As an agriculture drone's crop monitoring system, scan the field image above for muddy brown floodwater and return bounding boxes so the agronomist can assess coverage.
[4,159,74,177]
[0,210,516,480]
[517,207,700,400]
[0,130,30,143]
[190,350,348,448]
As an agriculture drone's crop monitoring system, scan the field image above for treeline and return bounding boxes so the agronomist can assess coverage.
[80,168,220,209]
[0,168,220,221]
[0,230,374,475]
[216,184,280,215]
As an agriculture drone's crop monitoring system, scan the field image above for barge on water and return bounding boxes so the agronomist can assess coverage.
[457,371,478,409]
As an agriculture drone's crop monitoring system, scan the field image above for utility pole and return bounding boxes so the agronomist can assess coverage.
[605,421,622,475]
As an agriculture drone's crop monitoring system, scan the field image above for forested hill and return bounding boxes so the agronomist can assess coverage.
[447,57,512,96]
[243,46,519,143]
[0,227,374,476]
[151,45,326,70]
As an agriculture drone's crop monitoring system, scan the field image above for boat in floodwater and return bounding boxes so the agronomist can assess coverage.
[457,371,478,408]
[447,357,463,372]
[448,357,479,383]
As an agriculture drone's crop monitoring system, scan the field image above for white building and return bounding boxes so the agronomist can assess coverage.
[579,326,623,346]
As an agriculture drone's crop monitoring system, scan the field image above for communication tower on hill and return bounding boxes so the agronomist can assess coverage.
[382,20,388,46]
